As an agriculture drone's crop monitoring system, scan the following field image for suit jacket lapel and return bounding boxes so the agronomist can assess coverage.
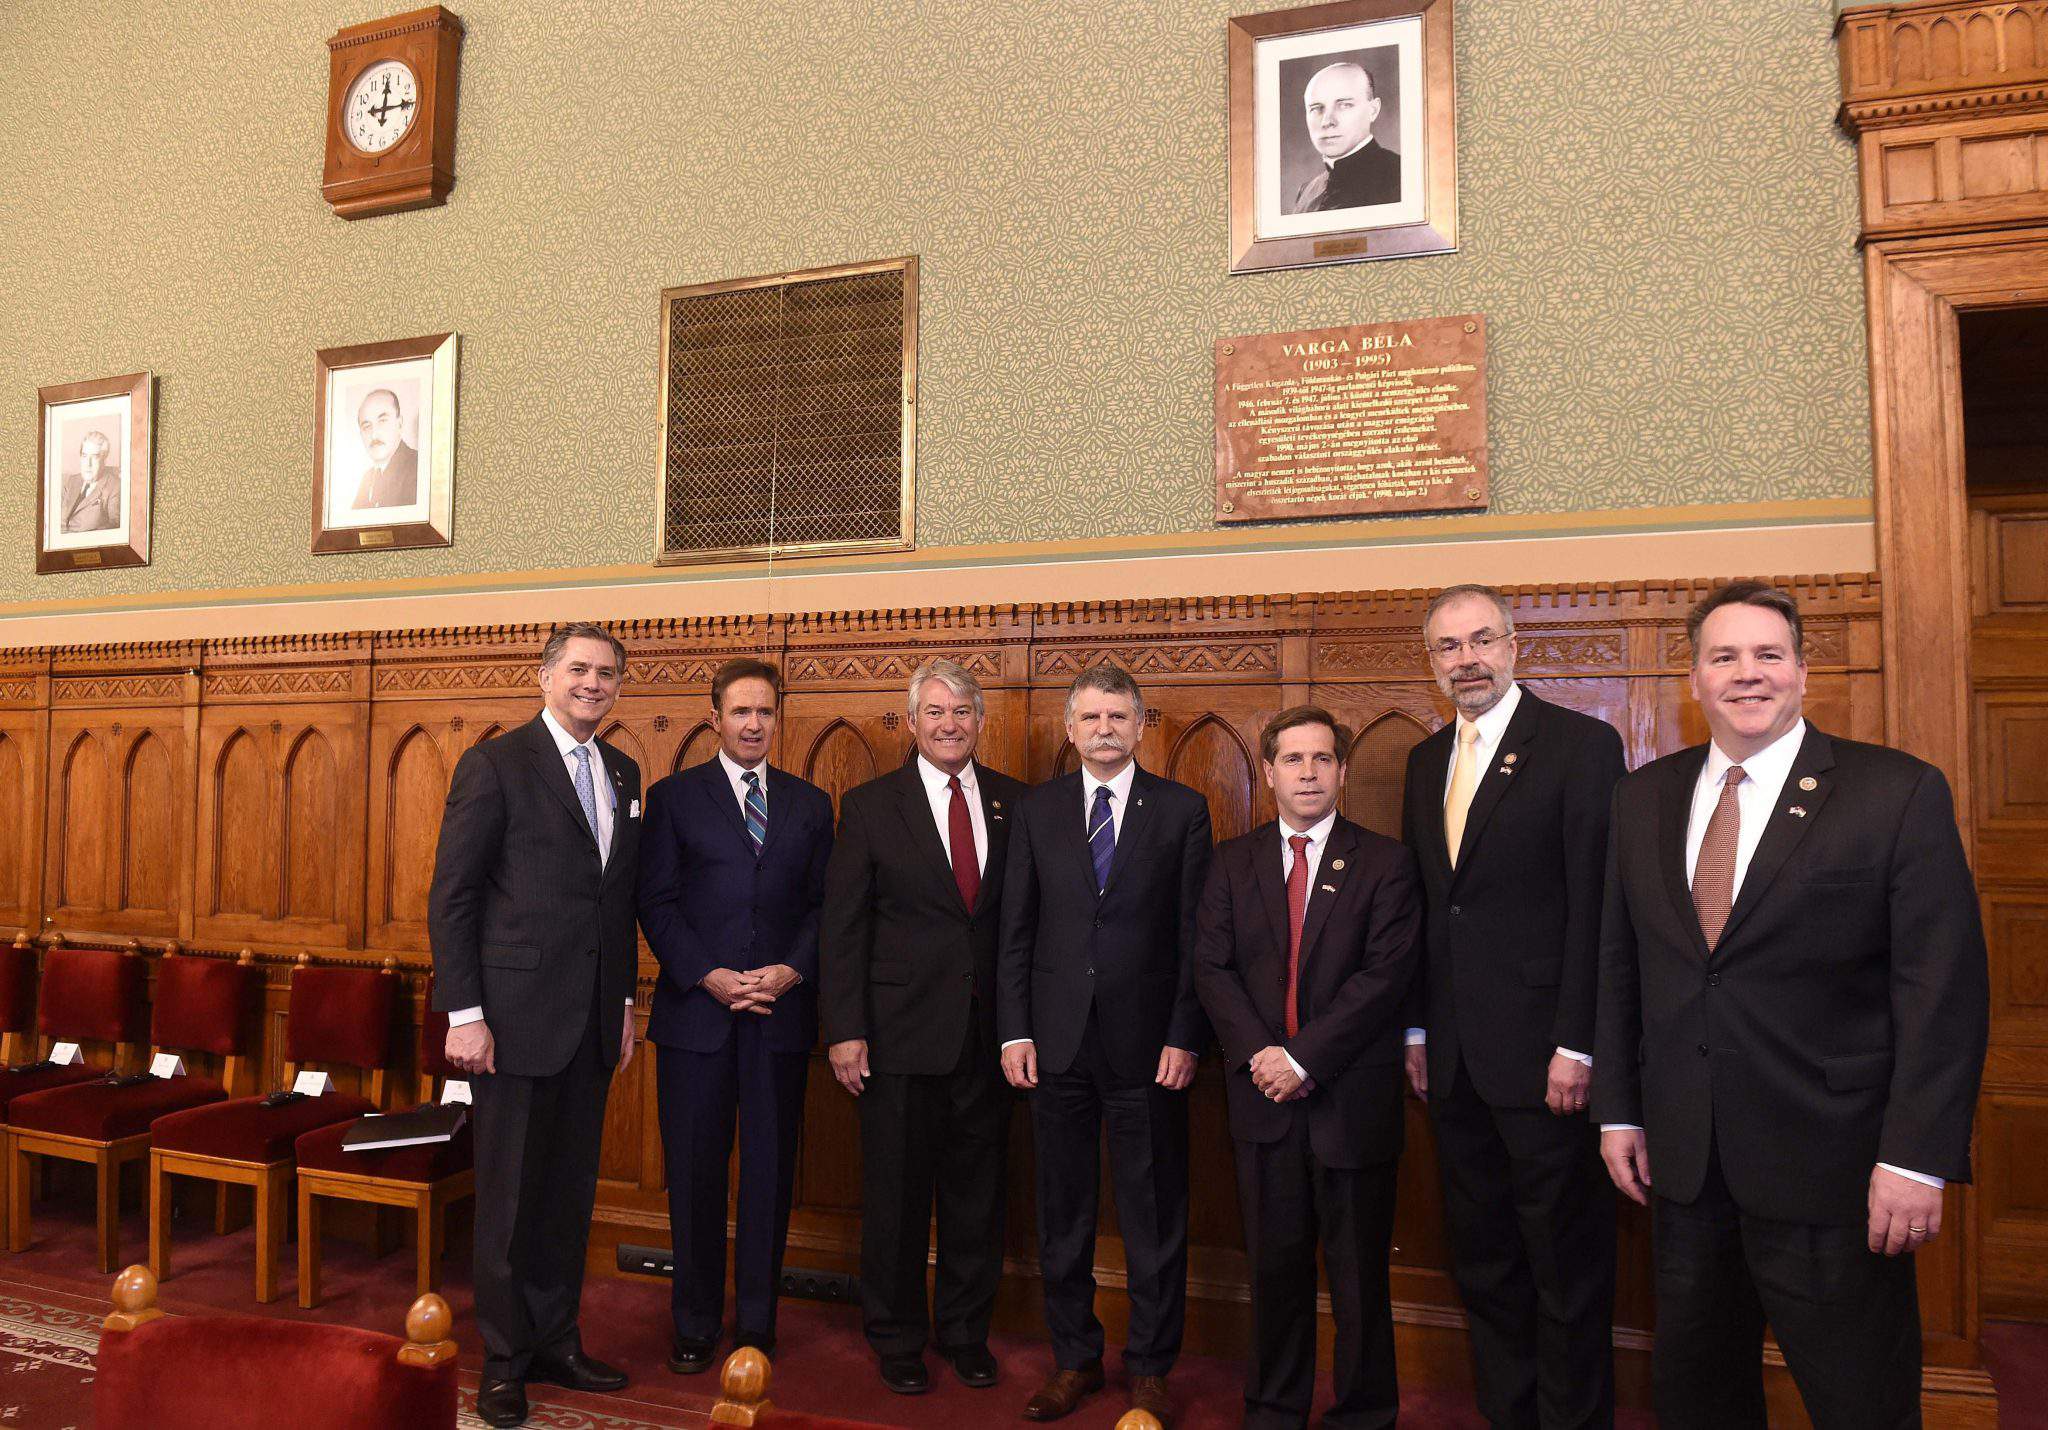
[1660,746,1712,961]
[1716,726,1836,949]
[1254,822,1291,956]
[975,773,1012,915]
[697,758,754,851]
[521,718,599,854]
[1103,766,1155,895]
[1415,723,1456,888]
[1296,819,1357,966]
[1054,771,1101,896]
[598,743,633,881]
[893,762,963,908]
[1451,693,1540,878]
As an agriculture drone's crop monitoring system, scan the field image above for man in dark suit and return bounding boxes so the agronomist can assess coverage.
[58,430,122,533]
[637,657,834,1374]
[352,387,421,509]
[820,658,1027,1396]
[1593,581,1990,1429]
[1196,706,1422,1429]
[1289,61,1401,212]
[429,622,642,1428]
[998,664,1212,1429]
[1400,584,1625,1429]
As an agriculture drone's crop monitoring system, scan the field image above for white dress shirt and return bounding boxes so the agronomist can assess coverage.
[719,748,769,822]
[917,755,987,876]
[1602,719,1938,1188]
[1002,761,1140,1052]
[451,709,622,1028]
[1276,809,1338,1081]
[1406,685,1590,1066]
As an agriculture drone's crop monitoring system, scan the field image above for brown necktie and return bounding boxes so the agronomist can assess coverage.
[947,774,980,911]
[1444,723,1482,868]
[1692,765,1747,950]
[1284,834,1310,1037]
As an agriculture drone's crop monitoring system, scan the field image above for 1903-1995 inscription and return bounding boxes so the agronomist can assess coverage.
[1215,313,1487,523]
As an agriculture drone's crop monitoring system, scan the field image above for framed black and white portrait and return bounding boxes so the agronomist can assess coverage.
[36,370,153,574]
[312,331,458,554]
[1229,0,1457,274]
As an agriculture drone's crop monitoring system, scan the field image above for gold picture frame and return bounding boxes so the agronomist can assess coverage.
[1228,0,1458,274]
[36,370,154,575]
[311,331,458,555]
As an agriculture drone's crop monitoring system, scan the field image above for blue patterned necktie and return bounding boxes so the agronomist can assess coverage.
[571,745,602,851]
[742,769,768,853]
[1088,784,1116,893]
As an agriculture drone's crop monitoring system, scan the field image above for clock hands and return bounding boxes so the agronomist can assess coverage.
[366,71,415,130]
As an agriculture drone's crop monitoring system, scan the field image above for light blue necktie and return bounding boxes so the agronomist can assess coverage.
[1089,784,1116,893]
[742,769,768,853]
[571,745,602,850]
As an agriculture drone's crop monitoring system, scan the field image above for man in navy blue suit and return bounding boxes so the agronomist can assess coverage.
[637,657,835,1374]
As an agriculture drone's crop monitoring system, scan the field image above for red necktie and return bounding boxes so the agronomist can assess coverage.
[948,775,980,911]
[1284,834,1310,1037]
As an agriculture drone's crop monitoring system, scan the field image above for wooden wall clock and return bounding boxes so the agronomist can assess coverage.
[322,6,465,220]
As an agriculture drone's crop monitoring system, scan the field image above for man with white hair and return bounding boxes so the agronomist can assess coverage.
[820,659,1028,1396]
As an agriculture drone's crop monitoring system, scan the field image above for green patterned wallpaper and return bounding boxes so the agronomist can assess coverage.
[0,0,1868,603]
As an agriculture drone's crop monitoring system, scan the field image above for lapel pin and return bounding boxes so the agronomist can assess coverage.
[1136,798,1144,807]
[1331,859,1345,871]
[1320,883,1336,893]
[1788,805,1807,818]
[1798,776,1817,791]
[1498,766,1513,776]
[992,800,1003,810]
[1503,753,1517,765]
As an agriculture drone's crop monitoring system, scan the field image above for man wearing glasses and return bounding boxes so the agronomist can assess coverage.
[1400,584,1628,1429]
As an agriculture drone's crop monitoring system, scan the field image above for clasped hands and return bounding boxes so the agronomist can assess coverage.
[1248,1046,1312,1102]
[701,963,800,1015]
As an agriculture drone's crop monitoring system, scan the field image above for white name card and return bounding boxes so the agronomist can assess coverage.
[49,1042,82,1066]
[292,1070,334,1096]
[440,1079,472,1106]
[149,1053,186,1078]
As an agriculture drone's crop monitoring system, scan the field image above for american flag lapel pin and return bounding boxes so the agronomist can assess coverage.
[1788,805,1807,818]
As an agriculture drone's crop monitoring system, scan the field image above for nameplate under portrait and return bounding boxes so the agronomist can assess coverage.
[1228,0,1457,274]
[311,331,458,554]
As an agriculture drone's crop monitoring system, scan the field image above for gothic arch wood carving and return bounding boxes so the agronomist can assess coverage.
[211,729,269,917]
[804,718,878,810]
[120,731,174,916]
[383,726,447,929]
[57,731,106,912]
[1166,713,1256,844]
[281,728,340,925]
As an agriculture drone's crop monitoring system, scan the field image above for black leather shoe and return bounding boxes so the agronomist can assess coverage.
[939,1342,999,1387]
[527,1351,627,1393]
[879,1352,930,1394]
[667,1336,718,1375]
[476,1377,528,1427]
[734,1328,776,1355]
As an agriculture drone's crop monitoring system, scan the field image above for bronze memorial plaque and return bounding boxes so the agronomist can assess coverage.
[1215,314,1488,523]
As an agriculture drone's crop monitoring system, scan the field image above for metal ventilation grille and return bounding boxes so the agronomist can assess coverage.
[657,257,916,563]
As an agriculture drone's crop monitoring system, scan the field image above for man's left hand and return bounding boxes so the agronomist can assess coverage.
[740,964,801,1008]
[1868,1166,1943,1256]
[619,1005,637,1070]
[1155,1046,1197,1091]
[1544,1052,1591,1116]
[1248,1046,1305,1103]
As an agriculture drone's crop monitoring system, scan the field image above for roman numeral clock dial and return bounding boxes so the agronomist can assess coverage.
[322,7,465,220]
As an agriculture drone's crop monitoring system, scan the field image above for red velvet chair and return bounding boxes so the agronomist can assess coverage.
[0,940,151,1245]
[7,948,261,1271]
[148,955,397,1302]
[0,933,38,1065]
[95,1263,456,1430]
[294,996,475,1307]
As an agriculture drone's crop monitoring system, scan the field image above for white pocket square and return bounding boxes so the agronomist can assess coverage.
[629,799,641,819]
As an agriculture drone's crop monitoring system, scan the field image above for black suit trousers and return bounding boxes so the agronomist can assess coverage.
[858,1012,1008,1355]
[1432,1058,1615,1430]
[659,1022,810,1341]
[1651,1142,1920,1430]
[1031,1009,1188,1376]
[469,991,610,1382]
[1232,1107,1398,1429]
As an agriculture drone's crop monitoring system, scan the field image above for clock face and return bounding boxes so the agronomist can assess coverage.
[343,59,419,154]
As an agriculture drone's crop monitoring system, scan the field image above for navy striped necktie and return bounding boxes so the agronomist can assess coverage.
[1088,784,1116,892]
[742,769,768,853]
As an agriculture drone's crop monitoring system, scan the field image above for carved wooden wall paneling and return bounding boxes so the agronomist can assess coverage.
[0,579,1911,1403]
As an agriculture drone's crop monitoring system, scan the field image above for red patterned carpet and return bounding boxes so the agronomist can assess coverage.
[0,1185,2042,1428]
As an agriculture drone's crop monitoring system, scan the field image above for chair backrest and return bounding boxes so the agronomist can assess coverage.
[0,936,36,1038]
[284,963,396,1071]
[152,954,260,1057]
[37,946,148,1049]
[96,1266,456,1429]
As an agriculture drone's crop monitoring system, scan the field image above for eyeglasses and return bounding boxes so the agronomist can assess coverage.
[1426,631,1512,660]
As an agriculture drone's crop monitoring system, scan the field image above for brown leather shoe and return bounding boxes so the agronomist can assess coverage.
[1021,1360,1105,1421]
[1129,1374,1174,1428]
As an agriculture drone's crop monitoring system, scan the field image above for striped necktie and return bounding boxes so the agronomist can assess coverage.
[741,769,768,853]
[1088,785,1116,893]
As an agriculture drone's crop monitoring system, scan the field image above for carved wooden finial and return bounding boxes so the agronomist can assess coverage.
[11,932,27,950]
[163,940,182,958]
[296,950,313,968]
[104,1264,165,1332]
[235,947,254,965]
[124,938,141,953]
[396,1292,457,1368]
[711,1346,772,1426]
[380,955,398,975]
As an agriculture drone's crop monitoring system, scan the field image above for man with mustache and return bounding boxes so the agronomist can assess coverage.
[1289,60,1401,214]
[998,664,1213,1429]
[351,387,420,510]
[1594,581,1989,1427]
[1401,584,1626,1428]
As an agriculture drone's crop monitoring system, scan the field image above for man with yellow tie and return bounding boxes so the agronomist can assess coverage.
[1400,584,1628,1429]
